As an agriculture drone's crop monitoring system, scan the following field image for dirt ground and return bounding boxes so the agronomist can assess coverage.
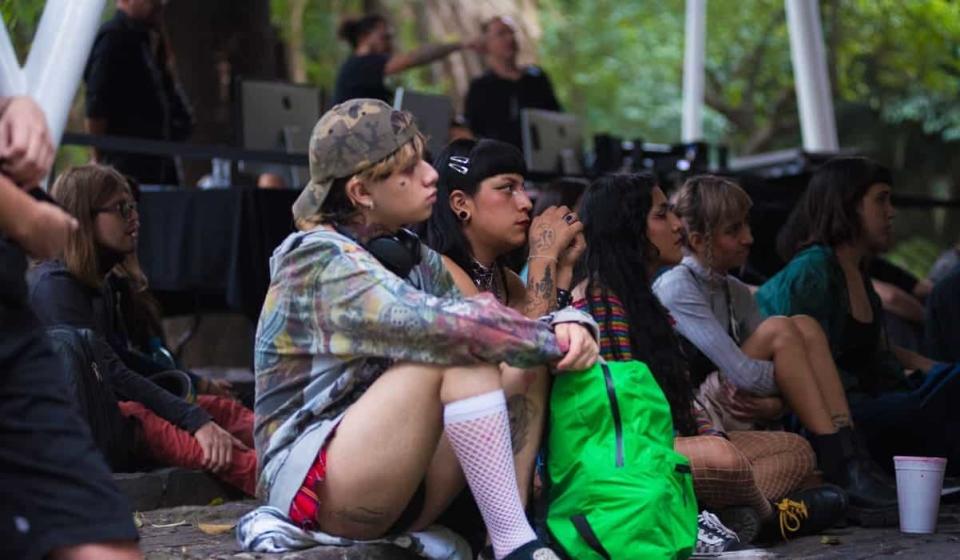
[138,501,960,559]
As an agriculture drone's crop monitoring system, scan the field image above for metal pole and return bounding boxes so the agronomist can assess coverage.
[785,0,838,152]
[681,0,707,143]
[24,0,106,148]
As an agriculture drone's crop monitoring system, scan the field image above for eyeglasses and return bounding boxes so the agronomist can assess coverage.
[94,200,138,220]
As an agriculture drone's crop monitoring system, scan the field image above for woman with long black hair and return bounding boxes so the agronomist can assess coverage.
[576,173,845,543]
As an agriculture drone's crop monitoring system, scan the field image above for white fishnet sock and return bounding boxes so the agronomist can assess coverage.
[444,390,536,560]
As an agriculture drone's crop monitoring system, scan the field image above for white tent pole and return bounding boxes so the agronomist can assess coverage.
[0,18,27,96]
[24,0,106,148]
[681,0,707,143]
[785,0,838,152]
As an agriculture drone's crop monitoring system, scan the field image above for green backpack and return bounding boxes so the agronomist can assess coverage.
[545,360,698,559]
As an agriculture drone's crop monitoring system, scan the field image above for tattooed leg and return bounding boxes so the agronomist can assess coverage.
[501,364,548,508]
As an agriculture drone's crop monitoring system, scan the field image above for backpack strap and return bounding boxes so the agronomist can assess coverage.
[570,514,612,560]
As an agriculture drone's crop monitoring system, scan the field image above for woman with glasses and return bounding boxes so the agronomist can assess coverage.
[27,164,257,496]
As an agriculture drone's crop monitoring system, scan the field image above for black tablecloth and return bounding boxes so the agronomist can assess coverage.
[138,188,298,319]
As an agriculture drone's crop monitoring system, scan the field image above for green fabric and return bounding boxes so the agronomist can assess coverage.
[545,361,697,560]
[756,244,907,395]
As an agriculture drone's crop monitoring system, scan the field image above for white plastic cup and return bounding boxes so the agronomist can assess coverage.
[894,456,947,534]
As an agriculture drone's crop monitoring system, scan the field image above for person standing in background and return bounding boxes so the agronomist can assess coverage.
[464,16,561,148]
[333,14,480,105]
[84,0,193,186]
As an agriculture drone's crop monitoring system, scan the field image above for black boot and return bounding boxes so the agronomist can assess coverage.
[758,484,848,542]
[810,428,898,520]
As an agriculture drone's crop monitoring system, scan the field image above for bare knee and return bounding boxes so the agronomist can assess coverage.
[759,316,804,352]
[790,315,828,345]
[439,363,503,403]
[681,436,750,479]
[701,438,751,474]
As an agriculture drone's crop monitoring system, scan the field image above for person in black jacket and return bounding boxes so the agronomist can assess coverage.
[84,0,193,185]
[332,13,480,105]
[0,96,142,560]
[29,164,256,496]
[464,16,561,148]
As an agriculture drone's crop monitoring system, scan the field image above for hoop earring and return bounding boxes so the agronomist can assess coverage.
[457,210,470,222]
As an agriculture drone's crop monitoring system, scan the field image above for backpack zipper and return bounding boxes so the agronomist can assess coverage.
[601,363,625,468]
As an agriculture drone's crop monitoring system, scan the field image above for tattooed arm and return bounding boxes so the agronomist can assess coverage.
[523,206,583,317]
[384,37,480,75]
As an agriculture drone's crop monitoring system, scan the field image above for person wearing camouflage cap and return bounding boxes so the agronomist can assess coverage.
[248,98,596,560]
[291,98,420,223]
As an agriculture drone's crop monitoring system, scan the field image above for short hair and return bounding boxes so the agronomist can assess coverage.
[337,14,386,48]
[295,132,427,231]
[673,174,752,267]
[777,156,893,260]
[480,15,516,34]
[49,164,133,288]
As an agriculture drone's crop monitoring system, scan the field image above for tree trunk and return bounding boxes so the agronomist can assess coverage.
[287,0,309,83]
[163,0,284,186]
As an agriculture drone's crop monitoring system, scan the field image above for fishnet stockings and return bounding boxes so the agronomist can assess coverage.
[677,431,814,520]
[444,390,536,560]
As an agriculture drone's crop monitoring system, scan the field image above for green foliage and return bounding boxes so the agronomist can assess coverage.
[537,0,960,154]
[886,235,943,279]
[1,0,46,60]
[832,0,960,141]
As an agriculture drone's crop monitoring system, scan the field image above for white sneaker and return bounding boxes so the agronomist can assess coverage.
[691,511,778,559]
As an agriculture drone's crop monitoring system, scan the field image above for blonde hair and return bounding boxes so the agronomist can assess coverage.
[49,164,136,288]
[673,174,752,267]
[295,132,426,231]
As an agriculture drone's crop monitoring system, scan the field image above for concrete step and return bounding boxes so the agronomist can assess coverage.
[114,467,244,511]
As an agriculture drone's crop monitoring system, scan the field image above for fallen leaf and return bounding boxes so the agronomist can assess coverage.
[198,522,236,535]
[207,497,225,506]
[820,535,841,545]
[151,520,188,528]
[133,512,144,529]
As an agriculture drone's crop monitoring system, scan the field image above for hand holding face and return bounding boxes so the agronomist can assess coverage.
[528,205,583,260]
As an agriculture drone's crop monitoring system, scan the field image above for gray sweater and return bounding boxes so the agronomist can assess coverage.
[653,256,778,396]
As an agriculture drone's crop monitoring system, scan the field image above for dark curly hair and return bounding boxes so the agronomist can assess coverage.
[579,173,698,436]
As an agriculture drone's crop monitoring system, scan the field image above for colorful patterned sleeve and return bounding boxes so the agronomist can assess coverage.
[316,248,564,368]
[413,244,461,298]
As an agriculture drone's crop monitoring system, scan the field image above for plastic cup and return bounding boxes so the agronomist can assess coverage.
[894,456,947,534]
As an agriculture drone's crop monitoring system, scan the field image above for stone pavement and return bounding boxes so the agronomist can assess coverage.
[137,499,960,559]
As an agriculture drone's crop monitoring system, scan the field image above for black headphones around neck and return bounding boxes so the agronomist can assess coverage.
[335,225,422,278]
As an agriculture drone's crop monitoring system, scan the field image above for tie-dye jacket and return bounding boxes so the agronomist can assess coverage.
[254,227,577,512]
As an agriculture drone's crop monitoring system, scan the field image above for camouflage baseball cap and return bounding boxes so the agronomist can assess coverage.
[292,98,419,221]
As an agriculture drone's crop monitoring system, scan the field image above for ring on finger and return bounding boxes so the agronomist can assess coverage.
[563,213,577,225]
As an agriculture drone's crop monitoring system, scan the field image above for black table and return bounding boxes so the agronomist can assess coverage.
[138,187,298,320]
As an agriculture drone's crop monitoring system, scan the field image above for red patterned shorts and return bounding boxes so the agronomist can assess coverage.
[288,446,328,529]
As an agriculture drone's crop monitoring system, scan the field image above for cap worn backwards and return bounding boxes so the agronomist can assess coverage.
[291,98,418,221]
